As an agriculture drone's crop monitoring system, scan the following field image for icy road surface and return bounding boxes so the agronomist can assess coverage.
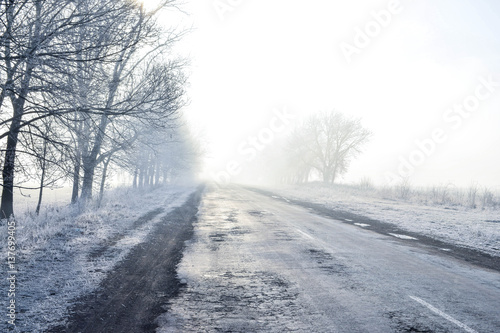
[158,186,500,333]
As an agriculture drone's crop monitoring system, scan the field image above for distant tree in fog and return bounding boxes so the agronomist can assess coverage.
[284,128,314,184]
[287,111,371,184]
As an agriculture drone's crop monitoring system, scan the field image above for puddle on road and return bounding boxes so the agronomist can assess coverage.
[209,233,227,242]
[307,249,333,263]
[274,230,295,241]
[230,226,251,236]
[204,208,253,251]
[225,214,237,222]
[385,310,448,333]
[305,249,351,277]
[247,210,265,217]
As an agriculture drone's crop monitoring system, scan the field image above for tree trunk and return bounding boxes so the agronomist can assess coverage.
[98,156,111,207]
[1,136,17,219]
[163,169,169,184]
[133,167,138,188]
[146,160,152,186]
[0,102,24,219]
[1,0,40,219]
[138,167,144,188]
[71,159,80,204]
[154,162,160,186]
[331,163,338,185]
[71,119,83,204]
[79,112,109,206]
[149,162,155,186]
[35,174,45,215]
[35,139,48,215]
[80,157,95,205]
[143,165,148,187]
[322,172,330,184]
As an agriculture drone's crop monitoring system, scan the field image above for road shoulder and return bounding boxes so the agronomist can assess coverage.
[48,186,203,333]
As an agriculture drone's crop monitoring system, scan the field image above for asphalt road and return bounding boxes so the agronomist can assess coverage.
[160,185,500,333]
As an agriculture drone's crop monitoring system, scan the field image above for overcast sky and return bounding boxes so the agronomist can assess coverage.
[152,0,500,188]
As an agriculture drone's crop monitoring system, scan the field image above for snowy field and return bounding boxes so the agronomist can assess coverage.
[270,183,500,258]
[1,184,196,332]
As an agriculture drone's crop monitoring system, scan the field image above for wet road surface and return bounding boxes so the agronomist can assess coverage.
[159,186,500,333]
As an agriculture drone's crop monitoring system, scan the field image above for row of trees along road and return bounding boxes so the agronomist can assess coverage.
[0,0,197,218]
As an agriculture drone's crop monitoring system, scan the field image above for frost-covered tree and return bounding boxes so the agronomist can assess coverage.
[17,117,70,214]
[0,0,142,217]
[0,0,189,217]
[121,121,201,189]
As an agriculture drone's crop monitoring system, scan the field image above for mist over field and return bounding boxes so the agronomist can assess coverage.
[175,0,500,190]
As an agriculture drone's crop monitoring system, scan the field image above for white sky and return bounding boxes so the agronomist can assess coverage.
[149,0,500,188]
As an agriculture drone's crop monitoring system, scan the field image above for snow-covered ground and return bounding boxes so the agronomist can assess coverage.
[270,183,500,258]
[0,184,196,332]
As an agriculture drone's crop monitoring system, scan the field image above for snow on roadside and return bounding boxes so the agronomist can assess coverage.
[0,184,196,333]
[270,183,500,258]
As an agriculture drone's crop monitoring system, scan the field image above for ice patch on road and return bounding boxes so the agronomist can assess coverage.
[296,229,314,240]
[389,233,418,240]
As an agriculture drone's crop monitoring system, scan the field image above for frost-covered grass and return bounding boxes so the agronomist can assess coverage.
[271,182,500,257]
[350,178,499,209]
[0,184,196,332]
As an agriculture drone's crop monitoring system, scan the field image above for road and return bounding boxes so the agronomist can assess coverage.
[159,186,500,333]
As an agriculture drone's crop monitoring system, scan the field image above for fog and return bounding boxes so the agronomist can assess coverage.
[1,2,499,330]
[157,0,497,189]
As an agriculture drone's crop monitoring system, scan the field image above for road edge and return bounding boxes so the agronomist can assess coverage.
[246,186,500,273]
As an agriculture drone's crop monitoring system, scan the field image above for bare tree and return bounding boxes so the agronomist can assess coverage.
[17,117,69,214]
[289,111,371,184]
[0,0,188,217]
[77,54,187,205]
[0,0,141,217]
